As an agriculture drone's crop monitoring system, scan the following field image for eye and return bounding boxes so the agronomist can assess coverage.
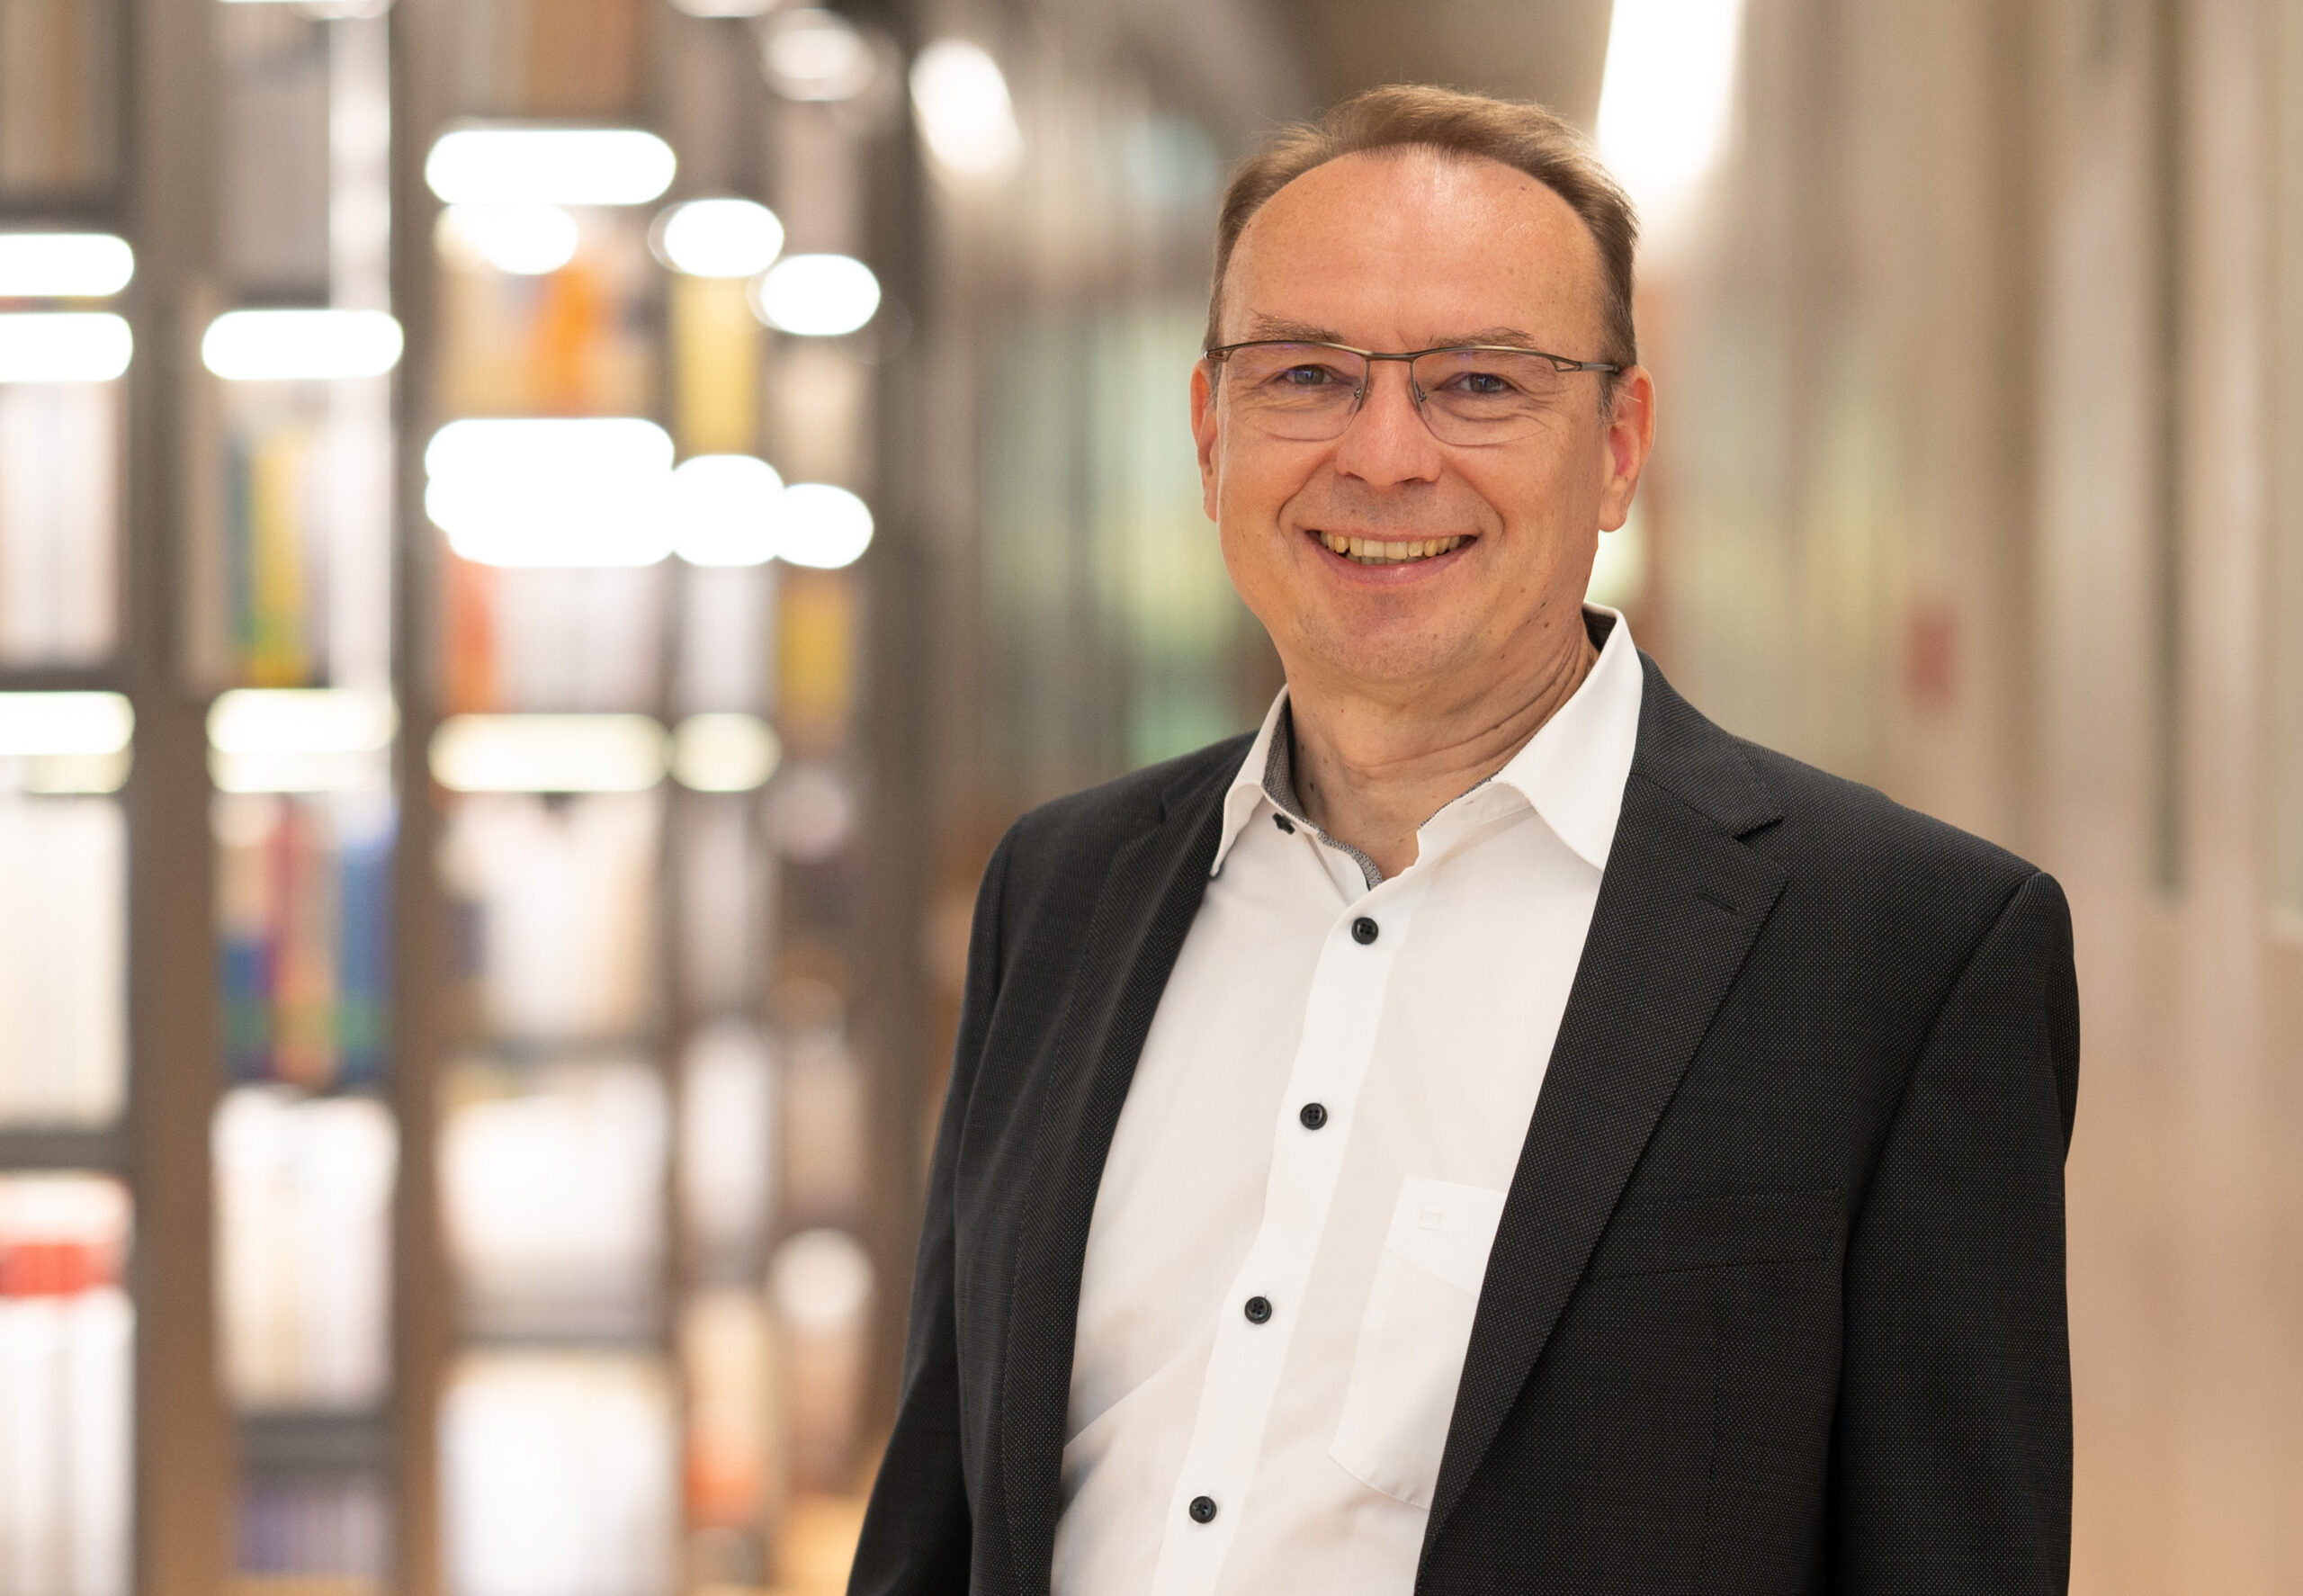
[1272,361,1349,389]
[1437,367,1519,397]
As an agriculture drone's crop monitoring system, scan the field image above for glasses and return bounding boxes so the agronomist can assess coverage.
[1203,339,1623,446]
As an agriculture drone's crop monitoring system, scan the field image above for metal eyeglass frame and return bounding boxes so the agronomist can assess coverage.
[1202,338,1625,420]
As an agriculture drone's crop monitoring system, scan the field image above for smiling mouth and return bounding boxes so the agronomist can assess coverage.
[1315,532,1470,566]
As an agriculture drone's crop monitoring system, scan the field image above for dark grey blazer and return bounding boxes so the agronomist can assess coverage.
[850,653,2079,1596]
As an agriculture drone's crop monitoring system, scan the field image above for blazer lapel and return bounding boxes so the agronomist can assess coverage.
[999,759,1232,1595]
[1423,660,1789,1556]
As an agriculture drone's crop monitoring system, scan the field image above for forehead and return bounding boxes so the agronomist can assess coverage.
[1223,148,1607,347]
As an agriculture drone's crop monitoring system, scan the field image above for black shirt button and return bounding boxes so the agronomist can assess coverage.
[1351,916,1379,945]
[1188,1494,1217,1524]
[1243,1296,1272,1324]
[1299,1102,1328,1130]
[1273,813,1295,834]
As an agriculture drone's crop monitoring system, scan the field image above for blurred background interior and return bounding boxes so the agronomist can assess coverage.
[0,0,2296,1592]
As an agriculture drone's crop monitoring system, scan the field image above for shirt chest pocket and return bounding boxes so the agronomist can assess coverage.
[1328,1177,1509,1510]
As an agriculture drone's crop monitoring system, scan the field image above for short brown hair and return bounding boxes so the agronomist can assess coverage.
[1206,85,1639,369]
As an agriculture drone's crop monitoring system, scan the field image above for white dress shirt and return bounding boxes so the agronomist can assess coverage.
[1051,606,1644,1596]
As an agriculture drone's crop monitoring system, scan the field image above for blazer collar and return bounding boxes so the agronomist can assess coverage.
[1420,656,1787,1572]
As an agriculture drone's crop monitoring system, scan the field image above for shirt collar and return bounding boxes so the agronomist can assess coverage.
[1208,605,1644,879]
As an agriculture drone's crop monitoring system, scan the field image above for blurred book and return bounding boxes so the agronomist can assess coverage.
[439,792,659,1044]
[0,0,119,194]
[779,1018,864,1232]
[766,1229,870,1496]
[213,1087,397,1413]
[440,1057,666,1342]
[215,792,393,1091]
[0,381,119,666]
[445,0,645,120]
[220,412,329,687]
[679,1288,777,1586]
[434,209,653,418]
[678,1022,775,1279]
[674,565,773,718]
[0,795,124,1129]
[488,568,665,713]
[0,1173,130,1596]
[440,1351,675,1596]
[216,2,328,300]
[233,1476,388,1594]
[676,797,768,1016]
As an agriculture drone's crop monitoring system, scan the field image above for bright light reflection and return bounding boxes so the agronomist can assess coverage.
[777,483,873,569]
[207,688,397,794]
[761,9,875,103]
[429,714,669,794]
[672,713,780,793]
[0,313,132,383]
[441,204,580,275]
[202,309,403,381]
[207,689,396,754]
[0,693,133,756]
[426,418,676,568]
[0,234,135,298]
[910,40,1022,179]
[425,128,677,207]
[1595,0,1743,229]
[750,254,879,336]
[668,454,783,567]
[656,199,784,279]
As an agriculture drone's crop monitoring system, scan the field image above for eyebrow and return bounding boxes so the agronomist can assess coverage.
[1234,315,1549,351]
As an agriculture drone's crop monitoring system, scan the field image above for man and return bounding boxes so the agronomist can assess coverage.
[852,85,2078,1596]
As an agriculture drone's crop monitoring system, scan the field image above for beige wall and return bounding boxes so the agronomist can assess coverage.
[1644,0,2303,1586]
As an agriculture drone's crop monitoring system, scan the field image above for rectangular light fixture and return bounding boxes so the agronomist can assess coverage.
[1596,0,1744,228]
[0,313,133,383]
[207,688,397,794]
[0,692,135,794]
[429,714,668,794]
[425,127,677,208]
[670,713,779,793]
[0,234,135,299]
[202,309,404,381]
[426,417,675,568]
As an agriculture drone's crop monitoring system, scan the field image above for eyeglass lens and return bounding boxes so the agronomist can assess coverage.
[1217,344,1576,445]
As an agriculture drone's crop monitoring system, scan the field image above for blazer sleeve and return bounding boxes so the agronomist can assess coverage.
[1828,869,2080,1593]
[848,823,1019,1596]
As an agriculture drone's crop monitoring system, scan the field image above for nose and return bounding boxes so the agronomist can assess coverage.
[1331,357,1444,488]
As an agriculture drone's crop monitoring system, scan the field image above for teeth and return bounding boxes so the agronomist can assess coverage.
[1320,533,1465,564]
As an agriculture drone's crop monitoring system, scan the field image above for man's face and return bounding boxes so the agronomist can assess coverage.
[1192,149,1653,702]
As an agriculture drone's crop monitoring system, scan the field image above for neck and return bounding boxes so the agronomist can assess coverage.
[1285,614,1600,878]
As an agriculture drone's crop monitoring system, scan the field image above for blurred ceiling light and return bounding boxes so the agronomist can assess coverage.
[672,713,780,793]
[426,417,676,568]
[671,0,772,15]
[0,312,131,382]
[429,714,669,794]
[0,692,132,756]
[0,233,134,298]
[910,40,1022,180]
[760,9,875,103]
[770,1227,873,1332]
[668,453,784,566]
[207,687,398,794]
[749,254,878,336]
[424,127,677,208]
[655,198,784,278]
[777,482,873,569]
[1595,0,1743,229]
[440,203,579,275]
[0,691,133,794]
[201,309,403,381]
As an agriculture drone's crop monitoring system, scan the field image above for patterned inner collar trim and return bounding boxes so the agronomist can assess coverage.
[1261,703,1387,890]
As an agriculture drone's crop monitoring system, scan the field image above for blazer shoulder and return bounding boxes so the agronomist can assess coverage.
[997,733,1251,896]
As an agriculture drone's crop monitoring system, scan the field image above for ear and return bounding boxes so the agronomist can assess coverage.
[1595,364,1656,532]
[1191,360,1222,522]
